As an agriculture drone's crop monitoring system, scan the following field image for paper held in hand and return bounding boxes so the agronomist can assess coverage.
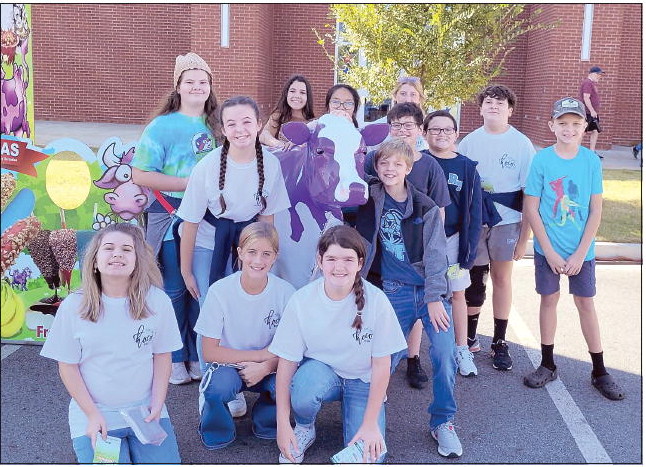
[119,405,168,446]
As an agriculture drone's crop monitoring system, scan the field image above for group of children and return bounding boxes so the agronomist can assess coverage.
[40,52,625,465]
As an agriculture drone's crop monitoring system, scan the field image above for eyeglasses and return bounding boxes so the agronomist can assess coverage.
[397,76,421,84]
[425,127,456,135]
[390,122,419,131]
[330,99,355,110]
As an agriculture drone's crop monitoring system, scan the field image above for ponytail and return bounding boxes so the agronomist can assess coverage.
[255,137,267,213]
[217,139,230,215]
[351,273,366,330]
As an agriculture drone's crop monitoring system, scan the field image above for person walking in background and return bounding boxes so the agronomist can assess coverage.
[131,52,218,385]
[458,84,535,372]
[40,223,183,463]
[522,97,625,401]
[579,66,606,159]
[260,75,315,150]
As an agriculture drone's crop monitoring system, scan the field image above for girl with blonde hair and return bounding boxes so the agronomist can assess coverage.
[41,223,183,463]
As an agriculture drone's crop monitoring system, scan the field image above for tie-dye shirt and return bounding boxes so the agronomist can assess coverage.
[132,112,217,199]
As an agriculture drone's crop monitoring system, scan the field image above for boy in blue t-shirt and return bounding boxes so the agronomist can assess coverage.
[522,97,624,400]
[423,110,483,378]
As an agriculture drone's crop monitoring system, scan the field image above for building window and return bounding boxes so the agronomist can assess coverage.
[221,4,230,48]
[581,4,594,61]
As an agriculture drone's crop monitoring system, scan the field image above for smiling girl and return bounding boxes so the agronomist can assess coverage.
[131,52,218,385]
[41,223,182,463]
[194,222,295,449]
[270,225,406,464]
[176,95,290,305]
[260,75,315,150]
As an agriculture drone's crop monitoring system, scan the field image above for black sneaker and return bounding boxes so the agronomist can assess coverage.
[490,339,513,371]
[406,356,429,389]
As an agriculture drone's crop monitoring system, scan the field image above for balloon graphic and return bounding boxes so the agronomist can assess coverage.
[45,151,92,210]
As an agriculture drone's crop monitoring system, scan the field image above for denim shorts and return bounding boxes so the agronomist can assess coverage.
[534,252,596,297]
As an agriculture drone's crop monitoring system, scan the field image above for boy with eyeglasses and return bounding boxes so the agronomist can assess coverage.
[457,84,535,371]
[363,102,451,390]
[423,110,483,378]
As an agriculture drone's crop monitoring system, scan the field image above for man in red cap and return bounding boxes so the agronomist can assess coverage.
[579,66,605,159]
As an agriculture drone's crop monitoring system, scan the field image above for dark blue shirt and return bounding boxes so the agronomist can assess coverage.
[379,193,425,286]
[430,153,470,237]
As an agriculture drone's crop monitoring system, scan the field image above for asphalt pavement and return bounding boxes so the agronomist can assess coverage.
[1,259,641,464]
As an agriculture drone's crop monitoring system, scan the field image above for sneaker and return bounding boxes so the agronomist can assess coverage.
[456,345,478,377]
[169,362,191,385]
[406,355,429,389]
[467,337,481,353]
[278,423,316,464]
[227,392,247,418]
[490,339,513,371]
[188,361,202,381]
[431,421,463,458]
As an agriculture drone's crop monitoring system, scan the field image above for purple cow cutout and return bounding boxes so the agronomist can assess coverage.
[271,113,389,287]
[94,141,150,221]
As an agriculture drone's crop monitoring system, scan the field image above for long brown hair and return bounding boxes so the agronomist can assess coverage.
[79,223,162,322]
[217,96,267,216]
[317,225,366,330]
[269,75,315,131]
[152,70,220,138]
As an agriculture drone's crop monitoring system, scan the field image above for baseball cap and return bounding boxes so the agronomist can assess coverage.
[589,66,605,74]
[552,97,586,119]
[174,52,212,87]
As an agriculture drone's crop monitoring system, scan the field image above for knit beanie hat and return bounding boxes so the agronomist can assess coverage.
[174,52,212,87]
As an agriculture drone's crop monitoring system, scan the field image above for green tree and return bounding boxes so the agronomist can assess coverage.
[317,4,553,108]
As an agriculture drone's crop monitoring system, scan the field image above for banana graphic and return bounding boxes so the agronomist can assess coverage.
[1,281,16,326]
[1,282,25,338]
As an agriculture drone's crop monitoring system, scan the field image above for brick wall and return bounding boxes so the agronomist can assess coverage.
[459,4,642,148]
[31,4,640,146]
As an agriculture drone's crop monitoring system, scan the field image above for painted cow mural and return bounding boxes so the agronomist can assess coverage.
[94,141,149,221]
[271,113,389,287]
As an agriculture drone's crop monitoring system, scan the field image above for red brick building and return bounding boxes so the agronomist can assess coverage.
[31,4,641,149]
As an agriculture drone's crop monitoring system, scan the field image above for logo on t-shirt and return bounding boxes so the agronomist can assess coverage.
[132,324,154,348]
[254,189,269,208]
[548,175,582,228]
[352,326,374,345]
[263,309,280,330]
[380,209,405,261]
[192,132,215,158]
[498,153,516,170]
[447,172,463,192]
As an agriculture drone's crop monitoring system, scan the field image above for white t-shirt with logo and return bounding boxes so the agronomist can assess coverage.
[195,271,295,351]
[269,277,407,383]
[176,146,291,250]
[40,287,182,439]
[458,125,535,225]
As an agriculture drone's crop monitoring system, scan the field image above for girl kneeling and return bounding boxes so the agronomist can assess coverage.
[270,225,407,463]
[195,222,295,449]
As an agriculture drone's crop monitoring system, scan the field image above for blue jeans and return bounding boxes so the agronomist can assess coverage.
[193,246,214,375]
[72,417,181,463]
[382,280,457,429]
[199,365,277,449]
[160,239,199,363]
[291,359,386,449]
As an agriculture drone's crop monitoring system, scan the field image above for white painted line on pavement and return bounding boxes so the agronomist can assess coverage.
[510,307,612,463]
[1,344,22,361]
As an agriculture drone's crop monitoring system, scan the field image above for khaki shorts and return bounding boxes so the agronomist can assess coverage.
[446,233,471,292]
[474,222,521,266]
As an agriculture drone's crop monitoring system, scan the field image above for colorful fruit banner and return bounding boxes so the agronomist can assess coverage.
[1,135,147,344]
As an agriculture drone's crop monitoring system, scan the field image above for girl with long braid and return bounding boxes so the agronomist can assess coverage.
[269,225,406,464]
[175,96,290,365]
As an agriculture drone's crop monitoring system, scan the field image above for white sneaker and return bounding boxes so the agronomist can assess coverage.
[278,423,316,464]
[169,362,191,385]
[456,345,478,377]
[188,361,202,380]
[431,421,463,458]
[227,392,247,418]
